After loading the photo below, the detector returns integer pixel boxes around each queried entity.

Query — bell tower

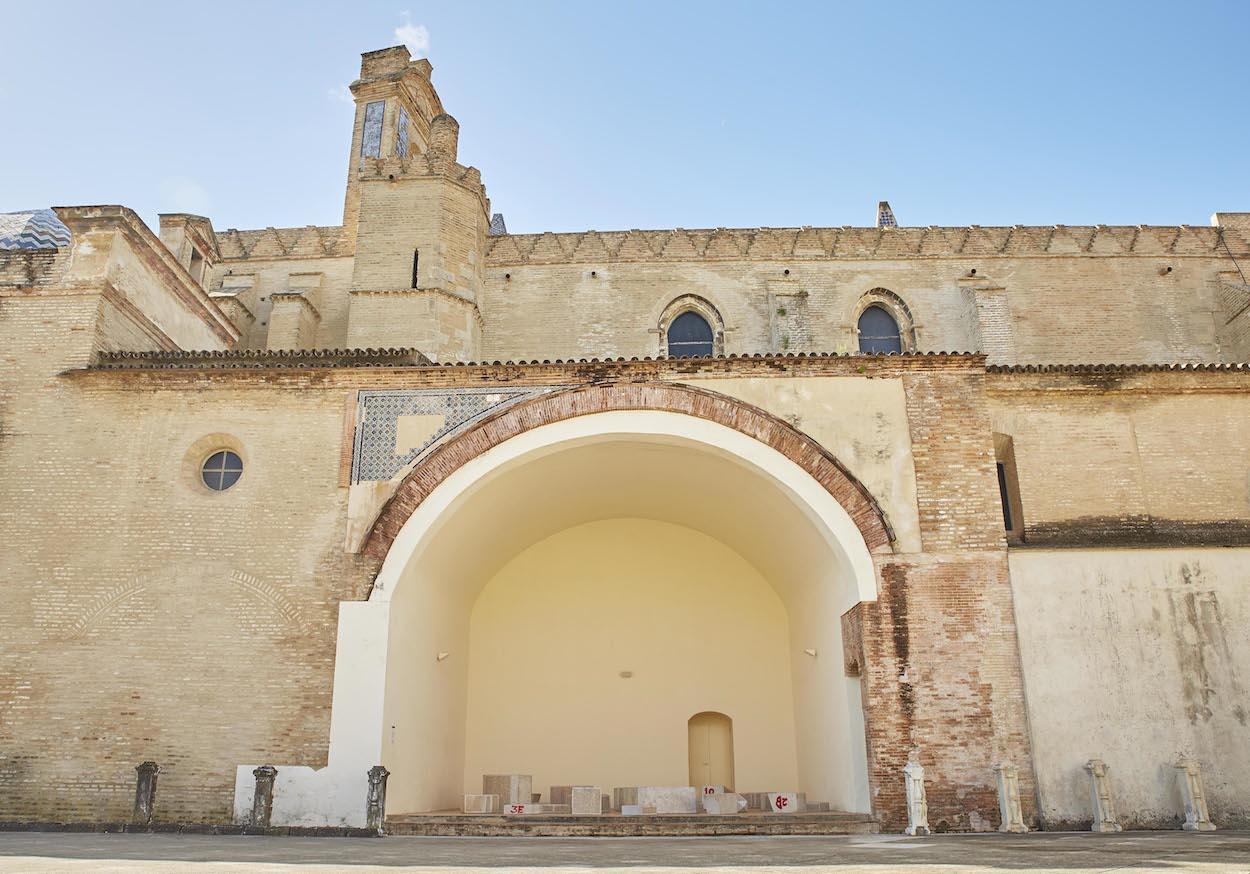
[343,46,488,362]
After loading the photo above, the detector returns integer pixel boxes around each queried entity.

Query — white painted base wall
[232,765,369,828]
[1010,548,1250,828]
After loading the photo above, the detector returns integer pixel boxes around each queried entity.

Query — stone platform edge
[0,821,379,838]
[385,812,879,837]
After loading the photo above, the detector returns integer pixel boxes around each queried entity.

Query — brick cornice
[362,381,896,563]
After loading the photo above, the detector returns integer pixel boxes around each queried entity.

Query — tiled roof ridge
[91,349,979,370]
[987,362,1250,373]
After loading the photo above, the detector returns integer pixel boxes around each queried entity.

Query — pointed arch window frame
[657,294,726,358]
[850,288,918,354]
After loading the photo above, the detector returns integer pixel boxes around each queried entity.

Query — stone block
[742,792,772,810]
[571,786,602,815]
[767,792,802,813]
[550,785,572,806]
[601,794,611,813]
[703,793,746,814]
[483,774,532,805]
[637,786,698,814]
[502,802,570,815]
[613,787,638,809]
[621,804,656,816]
[462,793,498,814]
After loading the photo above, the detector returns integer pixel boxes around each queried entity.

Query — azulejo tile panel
[351,387,564,483]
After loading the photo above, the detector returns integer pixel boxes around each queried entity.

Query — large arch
[234,384,894,827]
[364,382,894,564]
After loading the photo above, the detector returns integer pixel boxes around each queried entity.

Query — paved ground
[0,831,1246,873]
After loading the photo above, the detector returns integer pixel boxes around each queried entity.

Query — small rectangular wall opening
[993,433,1025,543]
[188,246,205,285]
[411,250,420,289]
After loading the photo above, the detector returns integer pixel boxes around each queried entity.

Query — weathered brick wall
[853,553,1034,832]
[849,368,1034,831]
[986,368,1250,545]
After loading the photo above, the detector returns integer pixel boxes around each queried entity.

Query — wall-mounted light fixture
[436,652,450,662]
[804,648,818,657]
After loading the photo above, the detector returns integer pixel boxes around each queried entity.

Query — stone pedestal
[1175,758,1217,831]
[251,765,277,828]
[993,763,1028,833]
[483,774,532,806]
[621,804,656,816]
[742,792,772,810]
[571,786,602,815]
[904,761,930,836]
[463,794,499,814]
[133,762,159,825]
[704,793,746,814]
[767,792,803,813]
[613,787,638,810]
[1085,759,1122,833]
[637,786,698,814]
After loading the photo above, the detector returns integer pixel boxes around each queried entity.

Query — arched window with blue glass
[667,311,714,358]
[857,306,902,354]
[659,295,724,358]
[854,289,915,355]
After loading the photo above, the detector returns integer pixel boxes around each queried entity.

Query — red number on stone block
[509,804,523,814]
[704,787,714,794]
[776,796,789,810]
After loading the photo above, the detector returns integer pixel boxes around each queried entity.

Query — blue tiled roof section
[0,209,73,250]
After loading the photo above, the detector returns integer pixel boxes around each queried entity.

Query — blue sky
[3,2,1248,234]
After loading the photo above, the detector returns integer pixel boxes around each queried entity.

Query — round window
[201,450,244,491]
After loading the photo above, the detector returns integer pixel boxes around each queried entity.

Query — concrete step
[384,811,878,837]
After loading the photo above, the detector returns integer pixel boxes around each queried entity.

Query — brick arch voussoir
[363,382,895,561]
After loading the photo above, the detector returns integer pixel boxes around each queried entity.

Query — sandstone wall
[0,302,373,821]
[478,249,1234,365]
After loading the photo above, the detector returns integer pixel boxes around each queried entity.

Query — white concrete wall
[1010,549,1250,828]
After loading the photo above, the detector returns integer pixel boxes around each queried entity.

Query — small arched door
[688,711,735,789]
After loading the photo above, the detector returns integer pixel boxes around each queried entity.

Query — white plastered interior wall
[235,410,880,826]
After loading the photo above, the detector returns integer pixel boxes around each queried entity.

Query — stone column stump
[251,765,278,828]
[133,761,159,825]
[993,763,1029,833]
[367,765,391,833]
[903,761,930,836]
[1175,758,1216,832]
[1085,759,1121,833]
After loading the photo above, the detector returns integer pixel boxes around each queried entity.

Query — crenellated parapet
[486,223,1250,265]
[354,153,489,217]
